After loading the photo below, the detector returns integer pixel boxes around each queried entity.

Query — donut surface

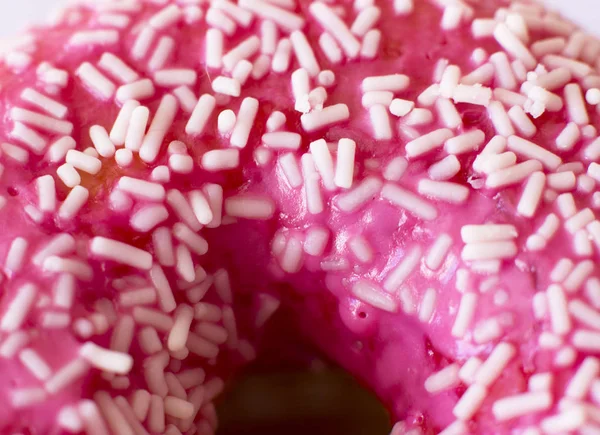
[0,0,600,433]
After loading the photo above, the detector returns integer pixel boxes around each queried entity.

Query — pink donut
[1,0,600,433]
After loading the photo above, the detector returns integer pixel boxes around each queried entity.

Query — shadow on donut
[216,367,392,435]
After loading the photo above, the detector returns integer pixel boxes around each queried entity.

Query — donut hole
[216,307,391,434]
[217,367,391,435]
[6,186,18,197]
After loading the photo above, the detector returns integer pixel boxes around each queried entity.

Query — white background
[0,0,597,37]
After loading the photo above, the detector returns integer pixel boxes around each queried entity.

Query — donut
[1,0,600,433]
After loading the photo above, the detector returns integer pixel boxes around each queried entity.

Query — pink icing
[0,0,598,433]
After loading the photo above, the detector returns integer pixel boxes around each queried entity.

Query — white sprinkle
[204,29,224,70]
[383,156,408,182]
[34,175,56,214]
[426,234,453,270]
[540,406,587,433]
[319,32,343,64]
[130,205,169,232]
[453,383,487,421]
[459,357,482,385]
[309,2,360,58]
[139,94,178,163]
[543,54,593,79]
[69,29,119,46]
[44,136,75,164]
[88,125,115,158]
[109,100,139,146]
[20,88,67,119]
[445,129,485,155]
[239,0,304,32]
[486,160,543,188]
[451,292,478,338]
[154,69,197,87]
[475,342,516,387]
[9,122,45,155]
[362,91,393,109]
[90,237,152,270]
[76,62,115,100]
[19,348,52,381]
[381,183,438,221]
[486,100,515,137]
[212,77,242,99]
[452,84,492,107]
[203,183,224,228]
[573,329,600,353]
[289,31,320,77]
[369,104,393,140]
[587,88,600,105]
[223,36,260,72]
[507,106,536,138]
[215,0,253,27]
[278,153,303,188]
[184,93,217,138]
[149,4,182,30]
[439,65,461,99]
[565,208,595,234]
[80,342,133,375]
[406,128,453,159]
[32,234,75,266]
[424,364,460,394]
[564,260,595,292]
[556,122,580,151]
[516,171,546,218]
[64,149,101,175]
[1,283,37,331]
[565,356,600,399]
[57,405,83,432]
[301,104,349,132]
[461,240,517,261]
[492,391,552,421]
[351,280,398,313]
[173,223,209,256]
[547,284,571,335]
[360,29,381,59]
[383,245,422,292]
[163,190,200,233]
[148,36,175,71]
[206,8,236,36]
[53,273,75,309]
[230,97,259,148]
[232,59,253,85]
[115,148,133,168]
[494,23,536,68]
[170,87,197,115]
[403,108,433,126]
[362,74,410,93]
[332,138,356,189]
[271,38,292,72]
[489,51,517,91]
[98,52,138,84]
[0,331,29,358]
[116,79,156,105]
[225,195,275,220]
[59,186,89,220]
[531,37,566,57]
[118,176,165,201]
[11,388,47,409]
[565,83,589,125]
[97,12,131,29]
[201,149,240,172]
[418,179,469,204]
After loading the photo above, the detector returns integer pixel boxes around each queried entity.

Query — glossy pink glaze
[0,0,597,434]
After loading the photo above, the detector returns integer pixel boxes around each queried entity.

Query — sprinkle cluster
[2,0,600,433]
